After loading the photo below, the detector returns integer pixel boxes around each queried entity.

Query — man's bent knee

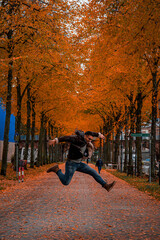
[61,179,71,186]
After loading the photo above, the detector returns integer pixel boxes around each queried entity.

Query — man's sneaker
[103,181,116,192]
[47,164,59,173]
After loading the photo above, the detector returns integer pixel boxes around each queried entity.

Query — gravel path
[0,163,160,240]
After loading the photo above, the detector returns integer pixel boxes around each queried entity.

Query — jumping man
[47,130,116,192]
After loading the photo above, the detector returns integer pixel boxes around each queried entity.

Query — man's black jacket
[57,131,99,160]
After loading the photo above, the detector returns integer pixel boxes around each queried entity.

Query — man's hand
[99,133,105,140]
[48,139,56,147]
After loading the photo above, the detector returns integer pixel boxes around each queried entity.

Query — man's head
[84,131,94,143]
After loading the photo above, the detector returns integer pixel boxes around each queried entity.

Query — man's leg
[56,161,77,185]
[98,166,101,174]
[77,162,106,186]
[77,162,116,191]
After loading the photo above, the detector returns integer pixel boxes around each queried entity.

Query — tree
[0,0,72,174]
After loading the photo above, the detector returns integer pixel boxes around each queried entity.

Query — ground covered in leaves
[0,163,160,239]
[106,169,160,201]
[0,162,57,192]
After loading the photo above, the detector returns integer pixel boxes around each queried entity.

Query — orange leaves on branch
[70,0,160,132]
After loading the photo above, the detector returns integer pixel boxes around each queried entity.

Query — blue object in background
[0,103,15,143]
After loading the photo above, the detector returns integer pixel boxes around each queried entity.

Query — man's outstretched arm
[48,135,78,147]
[98,133,105,140]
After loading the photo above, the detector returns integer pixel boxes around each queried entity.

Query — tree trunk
[124,124,128,173]
[99,138,102,159]
[128,98,135,175]
[30,98,35,168]
[103,119,113,164]
[136,91,143,176]
[1,60,13,176]
[24,86,31,167]
[43,118,48,165]
[51,125,54,162]
[16,76,22,137]
[106,134,111,164]
[48,121,52,164]
[151,71,158,180]
[54,127,59,162]
[12,76,22,170]
[37,113,44,167]
[114,129,120,165]
[124,106,129,173]
[1,0,16,176]
[112,132,115,163]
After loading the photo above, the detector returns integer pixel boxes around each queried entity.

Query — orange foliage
[0,0,160,135]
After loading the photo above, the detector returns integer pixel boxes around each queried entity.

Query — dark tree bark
[124,124,128,173]
[111,132,115,164]
[1,60,13,176]
[24,85,31,167]
[37,112,44,167]
[43,118,48,165]
[103,117,113,164]
[16,76,22,137]
[128,95,135,175]
[123,106,129,173]
[105,134,111,164]
[114,129,120,165]
[30,98,35,168]
[135,97,142,176]
[51,124,54,163]
[48,121,52,164]
[135,90,143,176]
[151,71,158,180]
[1,8,14,176]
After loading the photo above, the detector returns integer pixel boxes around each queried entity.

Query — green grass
[107,169,160,201]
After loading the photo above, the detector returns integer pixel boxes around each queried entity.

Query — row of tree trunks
[102,81,158,179]
[36,113,61,167]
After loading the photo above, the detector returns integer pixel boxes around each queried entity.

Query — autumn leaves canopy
[0,0,160,178]
[0,0,159,135]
